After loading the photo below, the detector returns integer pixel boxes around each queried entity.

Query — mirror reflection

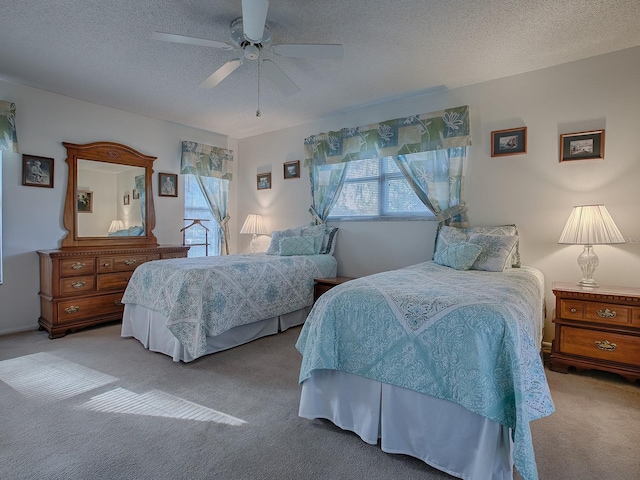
[76,159,146,237]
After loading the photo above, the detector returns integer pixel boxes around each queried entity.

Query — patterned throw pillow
[279,236,316,256]
[462,224,521,268]
[320,227,339,255]
[266,227,303,255]
[301,225,327,253]
[467,234,519,272]
[433,241,483,271]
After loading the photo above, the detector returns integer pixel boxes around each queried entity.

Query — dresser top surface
[552,281,640,298]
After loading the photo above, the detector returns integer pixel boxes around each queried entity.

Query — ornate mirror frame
[61,141,158,249]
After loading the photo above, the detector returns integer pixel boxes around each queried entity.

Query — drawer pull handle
[595,340,617,351]
[570,308,577,313]
[64,306,80,314]
[103,262,110,267]
[71,262,85,270]
[114,301,123,306]
[597,308,616,319]
[71,281,86,289]
[124,259,137,266]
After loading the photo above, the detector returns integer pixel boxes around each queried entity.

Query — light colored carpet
[1,322,638,480]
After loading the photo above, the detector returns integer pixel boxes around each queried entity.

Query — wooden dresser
[550,282,640,383]
[38,245,189,338]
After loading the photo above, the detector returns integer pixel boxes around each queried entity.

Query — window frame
[327,156,435,221]
[182,174,220,257]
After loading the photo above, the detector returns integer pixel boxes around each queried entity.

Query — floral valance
[304,105,470,166]
[0,100,19,153]
[180,141,233,180]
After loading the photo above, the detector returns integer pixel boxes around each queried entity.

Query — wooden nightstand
[550,282,640,383]
[313,277,355,303]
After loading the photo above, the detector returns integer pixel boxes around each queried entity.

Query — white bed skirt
[121,304,310,362]
[299,369,514,480]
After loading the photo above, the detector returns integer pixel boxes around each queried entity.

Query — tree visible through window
[183,174,221,257]
[328,157,433,219]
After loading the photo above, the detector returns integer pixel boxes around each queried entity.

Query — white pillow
[467,234,519,272]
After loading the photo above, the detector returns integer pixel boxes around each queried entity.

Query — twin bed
[120,224,553,480]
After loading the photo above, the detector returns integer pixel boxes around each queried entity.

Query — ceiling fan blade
[151,31,234,50]
[199,59,243,89]
[272,44,344,60]
[242,0,269,43]
[261,59,300,96]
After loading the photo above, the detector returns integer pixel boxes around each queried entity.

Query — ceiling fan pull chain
[256,55,261,117]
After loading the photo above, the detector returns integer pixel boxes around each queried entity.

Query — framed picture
[159,172,178,197]
[560,130,605,162]
[77,190,93,213]
[257,172,272,190]
[283,160,300,179]
[22,154,54,188]
[132,189,140,200]
[491,127,527,157]
[123,194,130,205]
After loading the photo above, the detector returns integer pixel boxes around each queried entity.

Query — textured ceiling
[1,0,640,139]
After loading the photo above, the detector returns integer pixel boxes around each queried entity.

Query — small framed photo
[123,194,130,205]
[257,172,272,190]
[132,189,140,200]
[560,130,605,162]
[159,172,178,197]
[22,154,54,188]
[284,160,300,179]
[491,127,527,157]
[77,190,93,213]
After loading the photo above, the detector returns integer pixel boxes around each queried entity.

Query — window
[328,156,433,220]
[183,174,221,257]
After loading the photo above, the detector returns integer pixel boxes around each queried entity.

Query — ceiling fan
[152,0,343,116]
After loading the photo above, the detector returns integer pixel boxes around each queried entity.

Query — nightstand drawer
[559,299,632,325]
[558,325,640,365]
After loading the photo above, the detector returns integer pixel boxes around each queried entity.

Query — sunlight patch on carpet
[78,387,246,425]
[0,352,117,400]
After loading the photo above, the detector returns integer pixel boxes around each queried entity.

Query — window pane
[330,180,378,216]
[345,158,379,179]
[386,179,429,214]
[183,175,220,256]
[383,157,400,174]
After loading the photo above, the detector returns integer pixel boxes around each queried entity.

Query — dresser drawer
[59,276,96,296]
[57,293,124,323]
[559,299,631,325]
[97,272,132,291]
[558,325,640,365]
[60,258,96,277]
[97,254,151,272]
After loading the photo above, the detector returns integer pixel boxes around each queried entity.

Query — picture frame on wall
[159,172,178,197]
[22,154,54,188]
[77,190,93,213]
[257,172,272,190]
[283,160,300,179]
[559,130,605,162]
[491,127,527,157]
[132,188,140,199]
[123,194,130,205]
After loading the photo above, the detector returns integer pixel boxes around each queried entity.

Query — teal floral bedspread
[296,261,554,480]
[122,254,336,359]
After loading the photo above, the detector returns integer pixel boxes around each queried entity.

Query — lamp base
[250,234,259,254]
[576,245,599,288]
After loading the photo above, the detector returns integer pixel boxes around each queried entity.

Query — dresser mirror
[61,141,158,248]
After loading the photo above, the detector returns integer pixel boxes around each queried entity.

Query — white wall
[0,81,238,335]
[238,46,640,344]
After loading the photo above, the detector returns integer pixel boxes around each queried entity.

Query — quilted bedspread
[122,253,336,359]
[296,261,554,480]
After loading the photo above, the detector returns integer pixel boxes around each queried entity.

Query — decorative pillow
[467,234,519,272]
[266,226,303,255]
[301,225,327,253]
[434,225,468,255]
[279,236,316,256]
[462,224,521,268]
[433,241,482,271]
[320,227,339,255]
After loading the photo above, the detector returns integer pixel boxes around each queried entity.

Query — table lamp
[558,204,625,287]
[108,219,125,233]
[240,213,267,253]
